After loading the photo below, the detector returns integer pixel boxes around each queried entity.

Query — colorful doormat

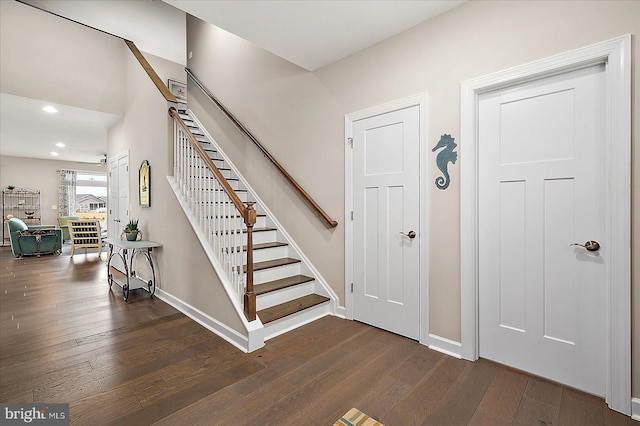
[334,408,385,426]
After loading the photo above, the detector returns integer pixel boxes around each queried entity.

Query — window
[75,172,107,229]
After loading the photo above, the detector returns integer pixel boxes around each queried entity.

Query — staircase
[168,108,334,349]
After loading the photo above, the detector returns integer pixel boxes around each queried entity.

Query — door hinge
[347,137,353,148]
[350,211,353,220]
[351,283,354,293]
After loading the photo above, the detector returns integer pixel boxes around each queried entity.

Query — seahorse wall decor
[432,134,458,190]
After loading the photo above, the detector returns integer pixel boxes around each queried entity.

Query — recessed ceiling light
[43,106,58,113]
[55,142,66,148]
[50,152,59,156]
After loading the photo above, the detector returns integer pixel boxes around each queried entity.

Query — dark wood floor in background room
[0,247,634,425]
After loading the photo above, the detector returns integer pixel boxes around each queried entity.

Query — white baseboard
[334,305,346,319]
[631,397,640,421]
[428,333,462,359]
[155,288,252,353]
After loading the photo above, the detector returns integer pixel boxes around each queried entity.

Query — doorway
[345,94,429,344]
[460,36,631,414]
[108,152,129,271]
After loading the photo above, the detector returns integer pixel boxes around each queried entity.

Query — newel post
[243,202,257,321]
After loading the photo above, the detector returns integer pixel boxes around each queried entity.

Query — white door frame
[107,151,129,240]
[345,93,430,345]
[460,35,631,414]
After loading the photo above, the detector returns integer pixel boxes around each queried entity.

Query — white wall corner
[631,398,640,421]
[428,334,462,359]
[155,288,251,353]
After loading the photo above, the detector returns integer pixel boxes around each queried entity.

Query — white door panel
[478,65,606,395]
[108,155,129,272]
[353,105,420,340]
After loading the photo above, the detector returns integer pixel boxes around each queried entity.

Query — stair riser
[208,158,225,168]
[214,229,276,245]
[263,302,331,341]
[185,188,249,203]
[203,216,267,230]
[184,181,243,193]
[222,245,288,266]
[184,167,235,180]
[256,281,315,310]
[190,149,221,160]
[245,245,288,264]
[252,262,301,284]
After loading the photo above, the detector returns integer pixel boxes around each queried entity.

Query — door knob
[400,231,416,239]
[570,240,600,252]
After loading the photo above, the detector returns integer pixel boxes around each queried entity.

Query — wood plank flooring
[0,246,635,425]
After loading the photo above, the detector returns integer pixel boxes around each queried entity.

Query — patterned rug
[334,408,385,426]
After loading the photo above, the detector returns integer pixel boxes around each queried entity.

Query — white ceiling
[0,93,121,164]
[165,0,466,71]
[3,0,466,164]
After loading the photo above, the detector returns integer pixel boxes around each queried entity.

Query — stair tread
[215,227,276,235]
[242,241,287,251]
[247,257,301,273]
[225,241,287,254]
[258,294,329,324]
[255,274,314,296]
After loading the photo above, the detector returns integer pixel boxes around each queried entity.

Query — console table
[105,238,162,301]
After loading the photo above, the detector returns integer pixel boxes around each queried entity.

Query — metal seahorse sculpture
[432,134,458,190]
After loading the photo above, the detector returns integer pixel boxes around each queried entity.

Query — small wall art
[139,160,150,207]
[168,79,187,103]
[432,134,458,190]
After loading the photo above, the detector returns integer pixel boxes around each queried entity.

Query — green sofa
[7,218,62,258]
[57,215,80,241]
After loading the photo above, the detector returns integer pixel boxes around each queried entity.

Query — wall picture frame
[168,79,187,103]
[139,160,150,208]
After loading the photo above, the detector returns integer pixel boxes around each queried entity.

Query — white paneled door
[108,154,129,271]
[352,105,420,340]
[478,65,606,395]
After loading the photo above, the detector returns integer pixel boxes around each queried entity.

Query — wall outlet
[52,205,57,210]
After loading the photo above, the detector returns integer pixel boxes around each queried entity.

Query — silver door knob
[400,231,416,239]
[570,240,600,252]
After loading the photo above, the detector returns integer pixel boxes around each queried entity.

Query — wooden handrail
[169,106,256,321]
[126,40,177,103]
[185,68,339,228]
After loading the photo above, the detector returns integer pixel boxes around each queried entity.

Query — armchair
[7,218,62,258]
[57,216,80,241]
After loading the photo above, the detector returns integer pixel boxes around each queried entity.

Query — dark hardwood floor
[0,246,634,425]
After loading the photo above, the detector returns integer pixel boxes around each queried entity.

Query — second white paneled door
[478,65,607,396]
[352,105,421,340]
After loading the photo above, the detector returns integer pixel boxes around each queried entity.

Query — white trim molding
[460,35,631,415]
[428,334,462,359]
[155,288,259,353]
[631,398,640,421]
[344,93,430,345]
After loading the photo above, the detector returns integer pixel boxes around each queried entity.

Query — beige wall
[0,1,124,115]
[187,0,639,396]
[107,47,245,335]
[0,156,106,226]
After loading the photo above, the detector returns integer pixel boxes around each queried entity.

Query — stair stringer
[187,110,339,330]
[166,175,265,353]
